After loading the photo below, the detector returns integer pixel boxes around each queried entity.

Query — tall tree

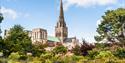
[3,25,32,56]
[0,12,4,53]
[0,13,4,36]
[80,39,95,56]
[95,8,125,44]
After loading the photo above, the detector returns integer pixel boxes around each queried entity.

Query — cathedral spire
[60,0,64,18]
[55,0,68,42]
[57,0,66,27]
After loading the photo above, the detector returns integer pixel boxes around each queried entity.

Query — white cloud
[0,6,30,20]
[63,0,118,10]
[1,6,18,20]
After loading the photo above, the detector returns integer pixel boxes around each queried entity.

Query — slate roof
[64,37,76,43]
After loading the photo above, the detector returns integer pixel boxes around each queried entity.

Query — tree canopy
[3,25,32,56]
[0,13,4,35]
[95,8,125,43]
[0,13,3,23]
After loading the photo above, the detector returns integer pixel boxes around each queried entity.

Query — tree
[0,13,4,48]
[3,25,32,57]
[0,13,3,23]
[0,13,4,35]
[80,39,95,56]
[53,45,67,54]
[95,8,125,44]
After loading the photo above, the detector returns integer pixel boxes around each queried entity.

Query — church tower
[55,0,68,42]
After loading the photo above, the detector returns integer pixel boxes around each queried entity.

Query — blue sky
[0,0,125,43]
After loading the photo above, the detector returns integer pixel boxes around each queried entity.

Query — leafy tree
[53,45,67,54]
[0,13,4,35]
[80,39,95,56]
[95,8,125,44]
[3,25,32,57]
[0,13,4,52]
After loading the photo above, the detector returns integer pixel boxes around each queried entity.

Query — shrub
[88,49,99,59]
[114,47,125,59]
[18,55,28,61]
[40,52,53,62]
[53,45,67,54]
[71,55,84,62]
[95,51,114,59]
[8,52,20,60]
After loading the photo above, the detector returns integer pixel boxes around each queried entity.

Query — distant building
[28,0,79,50]
[54,0,79,50]
[28,28,47,44]
[4,0,79,50]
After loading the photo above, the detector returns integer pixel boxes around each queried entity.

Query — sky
[0,0,125,43]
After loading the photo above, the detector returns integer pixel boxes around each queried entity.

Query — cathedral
[28,0,79,50]
[4,0,79,50]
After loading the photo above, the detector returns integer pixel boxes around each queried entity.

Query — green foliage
[40,52,53,63]
[88,49,99,59]
[0,13,4,23]
[40,52,52,59]
[72,45,81,55]
[95,51,114,59]
[95,43,108,49]
[95,8,125,43]
[114,47,125,59]
[1,8,125,63]
[8,52,20,60]
[18,55,28,61]
[53,45,67,54]
[31,45,45,57]
[71,55,84,61]
[3,25,32,57]
[0,58,7,63]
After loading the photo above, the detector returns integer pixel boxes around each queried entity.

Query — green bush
[88,49,99,59]
[53,45,67,54]
[95,51,114,59]
[40,52,53,62]
[18,55,28,61]
[40,52,52,59]
[0,58,7,63]
[8,52,20,60]
[114,48,125,59]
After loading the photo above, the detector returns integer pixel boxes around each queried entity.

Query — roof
[64,37,76,43]
[47,36,60,42]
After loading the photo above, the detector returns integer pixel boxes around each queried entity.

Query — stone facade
[55,0,68,43]
[54,0,79,50]
[28,28,47,44]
